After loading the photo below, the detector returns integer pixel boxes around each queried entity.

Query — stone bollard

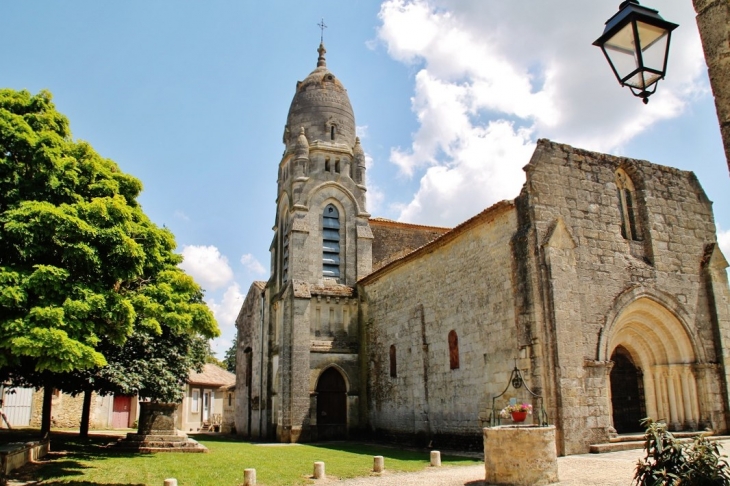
[430,450,442,467]
[313,461,325,479]
[373,455,384,473]
[244,468,257,485]
[163,480,177,486]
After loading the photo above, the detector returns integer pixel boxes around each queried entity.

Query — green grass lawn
[4,431,480,485]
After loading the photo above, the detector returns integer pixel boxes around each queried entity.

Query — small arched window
[389,345,397,378]
[331,125,336,141]
[448,330,460,370]
[228,393,232,407]
[322,204,340,279]
[615,169,642,241]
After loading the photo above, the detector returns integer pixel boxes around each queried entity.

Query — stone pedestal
[137,402,177,434]
[116,402,207,453]
[483,425,558,486]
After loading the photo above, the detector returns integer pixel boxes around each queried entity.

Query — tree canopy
[0,89,219,391]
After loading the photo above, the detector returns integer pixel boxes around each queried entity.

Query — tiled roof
[188,363,236,387]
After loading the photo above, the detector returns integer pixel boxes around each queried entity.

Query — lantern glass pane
[624,71,661,90]
[604,23,639,81]
[637,21,669,73]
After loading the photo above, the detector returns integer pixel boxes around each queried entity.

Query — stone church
[234,42,730,455]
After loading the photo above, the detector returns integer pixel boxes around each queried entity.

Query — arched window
[389,345,397,378]
[331,125,336,141]
[448,330,460,370]
[615,169,642,241]
[322,204,340,279]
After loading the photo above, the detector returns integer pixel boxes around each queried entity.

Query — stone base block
[115,432,208,453]
[484,425,558,486]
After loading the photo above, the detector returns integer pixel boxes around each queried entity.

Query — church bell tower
[268,42,372,442]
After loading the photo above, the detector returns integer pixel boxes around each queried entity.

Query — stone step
[125,446,208,453]
[590,434,730,454]
[113,435,208,453]
[124,434,190,442]
[117,441,202,448]
[608,430,708,443]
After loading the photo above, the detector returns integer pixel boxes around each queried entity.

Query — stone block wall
[693,0,730,172]
[370,219,450,272]
[29,390,114,429]
[234,281,269,439]
[360,202,519,449]
[518,139,728,453]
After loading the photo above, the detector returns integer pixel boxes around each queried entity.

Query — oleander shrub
[634,419,730,485]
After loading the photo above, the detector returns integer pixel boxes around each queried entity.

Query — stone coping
[1,439,50,476]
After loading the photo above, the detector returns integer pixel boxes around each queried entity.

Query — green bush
[634,419,730,485]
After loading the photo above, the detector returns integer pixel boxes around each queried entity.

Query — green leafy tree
[0,89,219,435]
[223,333,237,373]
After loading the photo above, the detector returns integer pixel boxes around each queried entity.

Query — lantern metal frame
[489,362,548,427]
[593,0,678,104]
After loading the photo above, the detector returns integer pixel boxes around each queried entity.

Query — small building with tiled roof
[177,364,236,433]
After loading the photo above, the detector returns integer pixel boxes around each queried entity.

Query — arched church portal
[316,367,347,440]
[606,297,701,432]
[610,346,645,433]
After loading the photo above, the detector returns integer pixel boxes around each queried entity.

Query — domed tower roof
[284,43,356,151]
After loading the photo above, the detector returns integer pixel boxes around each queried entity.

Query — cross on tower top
[318,18,327,43]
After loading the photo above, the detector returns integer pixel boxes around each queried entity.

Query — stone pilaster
[702,243,730,431]
[542,218,585,455]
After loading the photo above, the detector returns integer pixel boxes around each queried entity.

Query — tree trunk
[40,384,53,438]
[79,389,92,438]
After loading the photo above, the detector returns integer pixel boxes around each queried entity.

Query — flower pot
[511,411,528,423]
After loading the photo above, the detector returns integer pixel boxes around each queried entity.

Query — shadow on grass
[25,482,145,486]
[6,430,153,485]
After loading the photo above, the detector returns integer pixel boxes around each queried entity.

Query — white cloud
[173,210,190,222]
[209,336,232,360]
[240,253,267,275]
[206,282,244,329]
[719,228,730,262]
[376,0,707,226]
[179,245,234,291]
[356,125,369,139]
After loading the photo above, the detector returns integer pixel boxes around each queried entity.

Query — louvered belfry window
[322,204,341,279]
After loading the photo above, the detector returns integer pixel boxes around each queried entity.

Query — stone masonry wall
[693,0,730,173]
[234,281,268,438]
[29,390,113,429]
[370,219,450,272]
[520,139,727,453]
[360,202,520,449]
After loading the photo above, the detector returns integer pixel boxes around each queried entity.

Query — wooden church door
[316,367,347,440]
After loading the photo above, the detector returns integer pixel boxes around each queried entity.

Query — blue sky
[4,1,728,357]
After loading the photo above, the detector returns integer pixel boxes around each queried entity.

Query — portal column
[680,366,696,430]
[665,371,680,430]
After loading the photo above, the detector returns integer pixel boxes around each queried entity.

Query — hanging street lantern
[593,0,678,104]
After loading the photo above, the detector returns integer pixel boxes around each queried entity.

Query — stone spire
[317,42,327,68]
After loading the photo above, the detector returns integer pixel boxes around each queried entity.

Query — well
[483,425,558,486]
